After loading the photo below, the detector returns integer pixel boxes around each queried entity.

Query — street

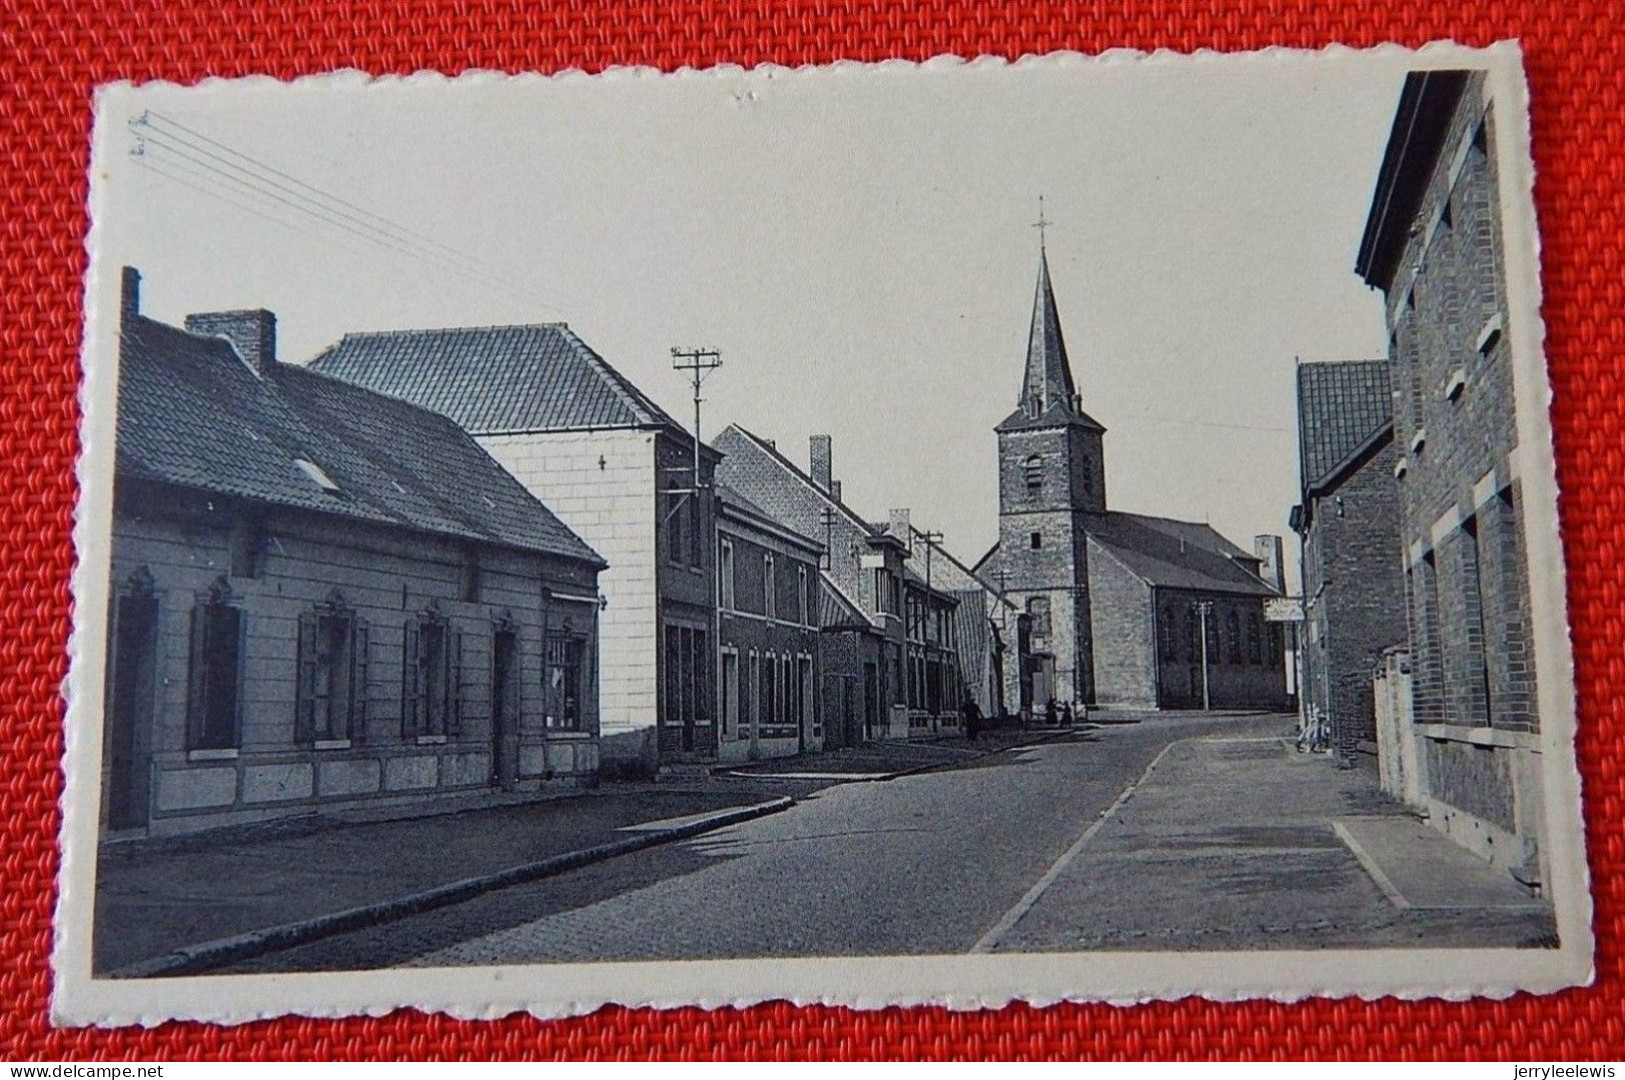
[223,712,1555,974]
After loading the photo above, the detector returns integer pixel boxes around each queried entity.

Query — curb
[107,795,795,979]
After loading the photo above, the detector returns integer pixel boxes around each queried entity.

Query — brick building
[711,426,962,742]
[104,270,605,836]
[1355,69,1544,884]
[974,245,1288,712]
[714,483,825,761]
[905,525,1020,720]
[885,512,969,737]
[1290,359,1407,758]
[310,324,718,771]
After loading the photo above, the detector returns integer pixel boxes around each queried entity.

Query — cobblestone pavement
[220,711,1553,973]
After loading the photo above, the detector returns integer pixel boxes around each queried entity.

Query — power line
[130,150,371,260]
[127,112,573,316]
[133,131,545,309]
[134,133,530,305]
[139,110,490,270]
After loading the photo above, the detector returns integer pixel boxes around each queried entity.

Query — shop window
[545,637,585,730]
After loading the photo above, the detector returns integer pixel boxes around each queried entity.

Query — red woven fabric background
[2,0,1620,1061]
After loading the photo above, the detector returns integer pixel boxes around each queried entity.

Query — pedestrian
[961,695,982,742]
[1044,698,1059,727]
[1060,701,1073,728]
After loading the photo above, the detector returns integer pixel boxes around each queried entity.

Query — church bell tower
[993,215,1106,706]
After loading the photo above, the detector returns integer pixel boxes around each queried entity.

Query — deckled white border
[54,39,1593,1027]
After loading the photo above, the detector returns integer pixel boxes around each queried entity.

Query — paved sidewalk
[986,735,1556,952]
[93,786,779,974]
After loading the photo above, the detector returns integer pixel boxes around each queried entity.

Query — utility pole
[670,347,722,498]
[917,529,944,597]
[1194,599,1213,711]
[819,507,836,570]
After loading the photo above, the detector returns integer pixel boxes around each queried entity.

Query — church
[973,240,1289,714]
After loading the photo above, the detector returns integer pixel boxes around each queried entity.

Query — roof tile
[117,314,603,566]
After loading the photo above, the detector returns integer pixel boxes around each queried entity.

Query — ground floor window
[404,609,461,737]
[798,655,813,732]
[296,593,368,743]
[762,650,778,725]
[545,636,585,730]
[187,579,243,751]
[661,624,710,732]
[721,648,740,737]
[747,650,761,738]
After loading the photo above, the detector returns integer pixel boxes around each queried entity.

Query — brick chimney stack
[889,508,912,555]
[1253,534,1285,592]
[186,309,278,376]
[829,480,843,504]
[120,267,140,322]
[810,434,833,492]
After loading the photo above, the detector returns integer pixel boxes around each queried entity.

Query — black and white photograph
[56,42,1591,1024]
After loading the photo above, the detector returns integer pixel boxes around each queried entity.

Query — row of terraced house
[1292,70,1549,890]
[102,266,1029,836]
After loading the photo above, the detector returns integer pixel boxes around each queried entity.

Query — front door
[490,627,519,788]
[106,591,158,831]
[862,662,878,742]
[842,678,856,749]
[1032,656,1056,712]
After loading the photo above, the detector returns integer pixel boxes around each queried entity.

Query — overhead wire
[127,113,572,317]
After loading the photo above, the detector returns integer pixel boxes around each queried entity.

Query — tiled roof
[117,314,604,566]
[307,323,686,436]
[819,572,873,630]
[1084,511,1276,596]
[1297,360,1394,495]
[716,482,822,554]
[976,511,1274,598]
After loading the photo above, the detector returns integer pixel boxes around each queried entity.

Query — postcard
[55,40,1591,1025]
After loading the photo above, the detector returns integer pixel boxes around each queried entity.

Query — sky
[92,52,1414,592]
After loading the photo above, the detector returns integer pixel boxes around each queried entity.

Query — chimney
[889,508,912,554]
[1254,534,1285,592]
[186,309,278,376]
[120,267,140,322]
[809,434,833,492]
[829,480,843,504]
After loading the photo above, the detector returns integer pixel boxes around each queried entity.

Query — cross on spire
[1031,195,1052,251]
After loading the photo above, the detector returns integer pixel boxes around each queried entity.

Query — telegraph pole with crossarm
[665,348,723,518]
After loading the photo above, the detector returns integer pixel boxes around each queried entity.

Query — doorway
[1032,655,1056,712]
[491,626,519,789]
[106,589,158,831]
[862,662,878,742]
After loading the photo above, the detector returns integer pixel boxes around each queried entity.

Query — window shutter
[295,610,319,744]
[232,607,248,749]
[446,626,465,736]
[185,603,207,749]
[401,618,420,737]
[350,614,369,742]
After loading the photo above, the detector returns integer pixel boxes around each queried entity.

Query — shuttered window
[402,612,462,737]
[295,599,368,743]
[186,591,244,751]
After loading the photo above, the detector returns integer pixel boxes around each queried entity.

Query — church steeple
[1021,245,1079,418]
[996,211,1103,435]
